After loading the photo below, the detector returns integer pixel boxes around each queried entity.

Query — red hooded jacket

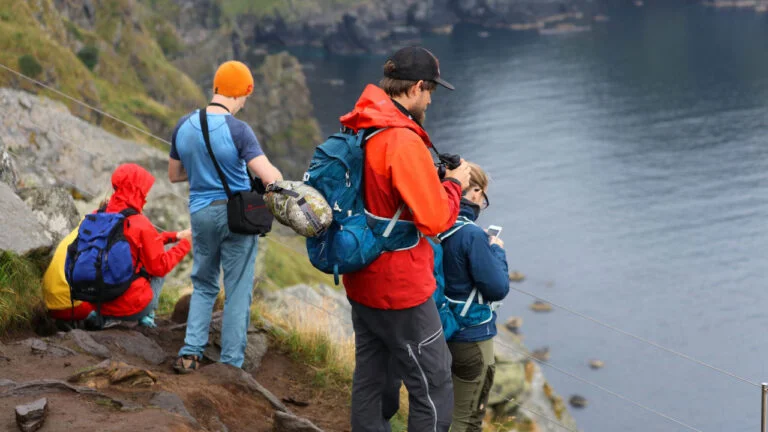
[99,164,191,317]
[340,85,463,310]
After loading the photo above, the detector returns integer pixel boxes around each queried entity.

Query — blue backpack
[304,128,422,284]
[65,208,142,306]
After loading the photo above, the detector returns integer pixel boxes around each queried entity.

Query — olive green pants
[448,339,496,432]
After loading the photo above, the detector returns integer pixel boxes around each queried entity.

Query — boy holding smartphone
[439,162,509,432]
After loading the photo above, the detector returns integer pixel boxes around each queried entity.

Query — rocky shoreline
[702,0,768,12]
[215,0,604,55]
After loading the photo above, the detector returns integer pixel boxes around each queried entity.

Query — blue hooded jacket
[441,199,509,342]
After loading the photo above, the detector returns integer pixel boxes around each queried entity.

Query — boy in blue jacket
[439,162,509,431]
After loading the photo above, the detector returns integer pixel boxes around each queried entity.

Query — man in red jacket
[89,163,192,328]
[340,47,471,432]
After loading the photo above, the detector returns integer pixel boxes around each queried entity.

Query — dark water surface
[293,2,768,430]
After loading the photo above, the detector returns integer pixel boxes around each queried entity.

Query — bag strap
[199,109,233,199]
[269,184,325,235]
[120,208,139,218]
[437,217,474,242]
[382,204,406,238]
[460,288,477,317]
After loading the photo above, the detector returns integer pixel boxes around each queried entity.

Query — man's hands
[445,159,472,190]
[489,235,504,249]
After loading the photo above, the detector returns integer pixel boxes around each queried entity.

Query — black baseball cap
[384,47,454,91]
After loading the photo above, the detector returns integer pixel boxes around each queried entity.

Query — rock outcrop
[17,187,81,245]
[0,87,193,286]
[0,183,52,256]
[492,328,578,431]
[263,284,354,343]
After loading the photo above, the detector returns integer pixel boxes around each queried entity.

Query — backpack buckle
[345,171,351,187]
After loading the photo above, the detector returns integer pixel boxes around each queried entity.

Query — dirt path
[0,320,351,431]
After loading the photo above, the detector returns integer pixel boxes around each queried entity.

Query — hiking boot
[138,312,157,328]
[173,355,201,374]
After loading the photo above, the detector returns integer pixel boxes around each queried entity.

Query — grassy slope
[263,234,335,289]
[0,0,205,142]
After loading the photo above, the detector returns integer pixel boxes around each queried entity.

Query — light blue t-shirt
[170,111,264,214]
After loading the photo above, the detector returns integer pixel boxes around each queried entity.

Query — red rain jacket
[99,164,191,317]
[340,85,462,310]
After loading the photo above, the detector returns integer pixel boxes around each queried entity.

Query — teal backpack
[304,128,422,284]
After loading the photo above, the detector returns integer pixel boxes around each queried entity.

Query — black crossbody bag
[199,108,273,235]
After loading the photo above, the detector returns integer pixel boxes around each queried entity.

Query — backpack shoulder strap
[120,208,139,218]
[437,216,475,242]
[362,128,387,142]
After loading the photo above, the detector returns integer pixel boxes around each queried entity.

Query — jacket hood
[106,163,155,213]
[339,84,432,148]
[459,198,481,222]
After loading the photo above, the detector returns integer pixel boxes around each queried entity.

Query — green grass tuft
[156,284,185,317]
[0,251,44,335]
[17,54,42,78]
[76,45,99,71]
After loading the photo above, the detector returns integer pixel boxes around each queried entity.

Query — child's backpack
[429,238,460,340]
[304,128,422,284]
[65,208,142,307]
[434,216,498,337]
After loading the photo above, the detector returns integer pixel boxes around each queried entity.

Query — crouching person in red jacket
[86,163,192,329]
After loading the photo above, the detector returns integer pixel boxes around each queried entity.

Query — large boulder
[263,284,353,345]
[0,183,52,255]
[0,88,185,204]
[17,187,81,244]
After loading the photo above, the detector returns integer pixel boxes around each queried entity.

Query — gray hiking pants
[350,297,454,432]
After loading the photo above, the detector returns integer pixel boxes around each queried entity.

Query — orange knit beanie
[213,61,254,98]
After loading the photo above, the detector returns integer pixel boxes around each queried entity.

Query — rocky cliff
[0,0,322,180]
[0,88,188,257]
[204,0,601,55]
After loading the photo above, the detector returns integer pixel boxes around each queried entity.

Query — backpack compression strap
[117,208,150,280]
[267,184,325,235]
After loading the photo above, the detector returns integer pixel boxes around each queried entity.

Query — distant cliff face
[214,0,598,55]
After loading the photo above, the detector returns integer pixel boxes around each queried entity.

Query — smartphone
[487,225,503,239]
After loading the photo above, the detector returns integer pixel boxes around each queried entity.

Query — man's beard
[412,107,426,125]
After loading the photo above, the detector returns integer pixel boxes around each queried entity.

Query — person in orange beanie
[168,60,282,373]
